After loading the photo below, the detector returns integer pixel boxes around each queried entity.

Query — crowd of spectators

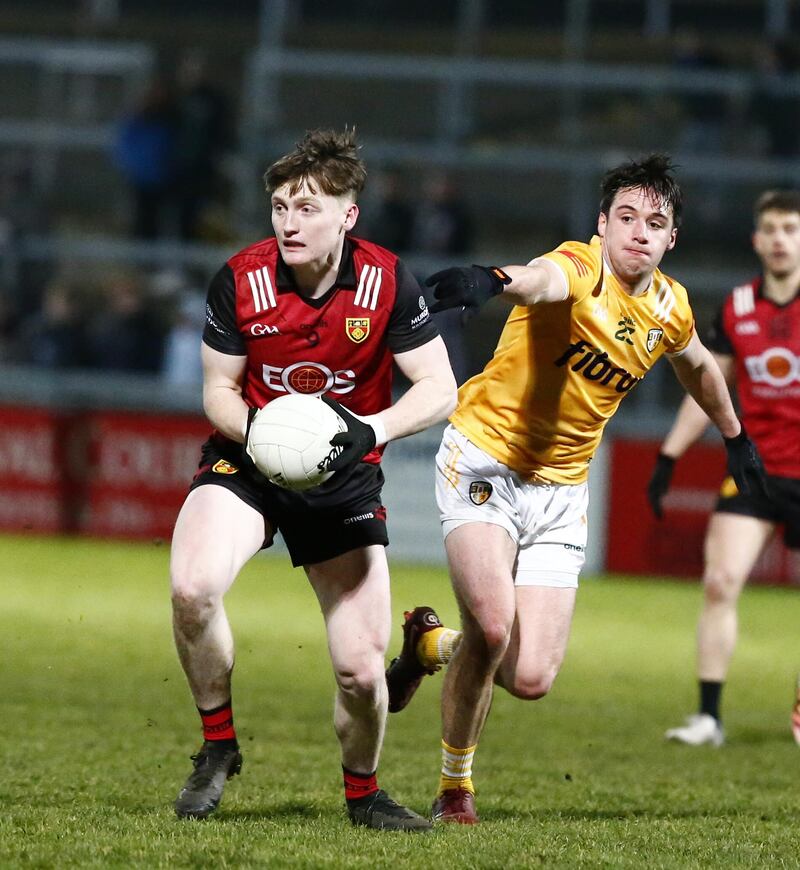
[0,262,207,385]
[112,52,232,242]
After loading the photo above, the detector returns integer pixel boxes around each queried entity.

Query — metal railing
[0,37,154,193]
[240,46,800,238]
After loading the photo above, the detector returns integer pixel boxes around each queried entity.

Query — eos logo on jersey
[554,340,640,392]
[262,361,355,395]
[250,323,280,336]
[744,347,800,387]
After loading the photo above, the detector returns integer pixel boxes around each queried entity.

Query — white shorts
[435,425,589,588]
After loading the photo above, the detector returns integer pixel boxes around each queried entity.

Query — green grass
[2,533,799,868]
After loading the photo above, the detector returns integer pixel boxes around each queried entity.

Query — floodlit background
[2,0,798,578]
[2,4,800,866]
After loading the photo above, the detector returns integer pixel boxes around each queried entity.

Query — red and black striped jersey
[202,234,439,460]
[706,277,800,478]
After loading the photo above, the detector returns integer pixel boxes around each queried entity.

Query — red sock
[343,766,379,802]
[198,700,237,742]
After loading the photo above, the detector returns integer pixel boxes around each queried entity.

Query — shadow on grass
[730,727,792,746]
[222,802,329,822]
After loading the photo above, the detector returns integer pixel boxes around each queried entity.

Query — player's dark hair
[754,189,800,221]
[264,128,367,200]
[599,154,683,228]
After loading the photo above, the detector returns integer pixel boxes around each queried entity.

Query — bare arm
[201,342,249,442]
[376,335,457,442]
[317,336,458,475]
[497,260,569,306]
[666,334,739,450]
[661,351,735,458]
[649,337,766,517]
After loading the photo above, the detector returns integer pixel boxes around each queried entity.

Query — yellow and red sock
[343,766,379,802]
[198,700,237,742]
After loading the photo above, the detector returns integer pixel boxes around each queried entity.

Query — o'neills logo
[554,340,640,393]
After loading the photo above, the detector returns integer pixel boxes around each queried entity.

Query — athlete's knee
[505,664,559,701]
[703,564,743,605]
[335,655,385,703]
[171,568,225,628]
[462,616,512,661]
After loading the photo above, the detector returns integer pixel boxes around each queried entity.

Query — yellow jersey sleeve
[449,237,695,484]
[535,239,602,304]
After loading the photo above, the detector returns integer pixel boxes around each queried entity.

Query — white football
[245,394,347,491]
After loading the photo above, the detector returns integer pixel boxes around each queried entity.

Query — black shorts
[715,473,800,549]
[189,434,389,567]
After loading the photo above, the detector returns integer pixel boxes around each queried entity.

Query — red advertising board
[0,405,210,541]
[606,437,800,586]
[0,405,64,533]
[80,411,211,539]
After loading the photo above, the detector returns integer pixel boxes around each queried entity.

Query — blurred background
[0,0,798,581]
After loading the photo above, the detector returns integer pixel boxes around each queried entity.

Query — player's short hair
[599,154,683,228]
[754,189,800,221]
[264,128,367,200]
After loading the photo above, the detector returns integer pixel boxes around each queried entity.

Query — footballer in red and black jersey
[705,277,800,479]
[202,234,439,465]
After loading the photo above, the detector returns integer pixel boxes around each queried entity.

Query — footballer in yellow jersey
[451,234,694,484]
[384,154,768,826]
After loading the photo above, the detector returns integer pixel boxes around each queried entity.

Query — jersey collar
[274,236,358,294]
[755,274,800,308]
[593,236,654,298]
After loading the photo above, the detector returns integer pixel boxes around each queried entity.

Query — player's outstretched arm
[201,342,249,443]
[426,260,567,312]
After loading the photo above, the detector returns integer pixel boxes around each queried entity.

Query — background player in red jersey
[169,129,456,828]
[648,190,800,746]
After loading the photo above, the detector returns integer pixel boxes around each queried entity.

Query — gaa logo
[469,481,493,505]
[262,361,356,395]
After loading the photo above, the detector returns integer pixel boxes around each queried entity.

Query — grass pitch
[2,533,799,868]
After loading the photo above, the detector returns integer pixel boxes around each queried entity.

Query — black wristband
[723,428,746,447]
[485,266,513,289]
[656,452,676,467]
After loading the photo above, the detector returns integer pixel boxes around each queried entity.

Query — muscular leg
[495,585,576,700]
[441,523,518,749]
[306,545,391,774]
[170,486,266,709]
[697,512,774,682]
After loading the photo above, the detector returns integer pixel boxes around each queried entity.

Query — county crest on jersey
[451,236,695,484]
